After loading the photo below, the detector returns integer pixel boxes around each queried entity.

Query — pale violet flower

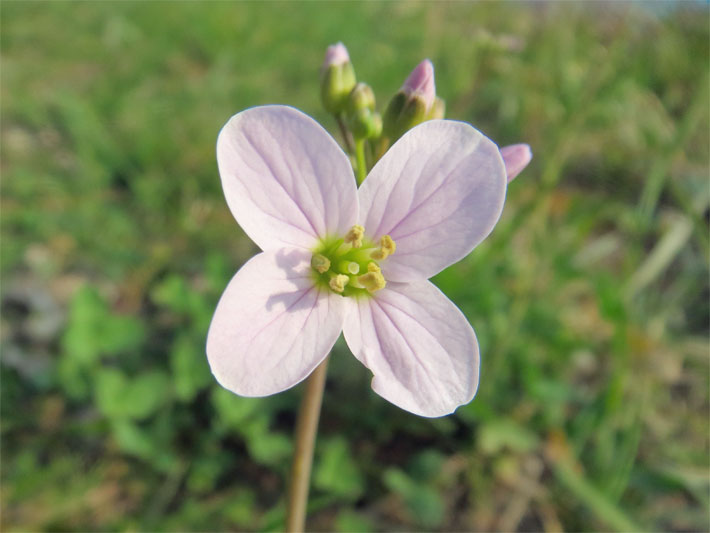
[207,105,513,417]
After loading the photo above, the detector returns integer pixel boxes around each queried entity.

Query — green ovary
[311,226,396,297]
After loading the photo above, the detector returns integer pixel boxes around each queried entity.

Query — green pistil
[311,235,384,297]
[336,259,360,275]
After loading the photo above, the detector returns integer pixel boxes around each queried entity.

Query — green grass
[2,2,708,531]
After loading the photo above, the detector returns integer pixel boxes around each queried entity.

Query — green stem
[285,356,329,533]
[355,138,367,186]
[335,114,354,154]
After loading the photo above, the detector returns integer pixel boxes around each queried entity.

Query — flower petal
[342,280,479,417]
[501,143,532,182]
[206,248,347,396]
[358,119,506,281]
[217,105,358,251]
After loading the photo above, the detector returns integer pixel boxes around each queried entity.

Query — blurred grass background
[2,2,708,531]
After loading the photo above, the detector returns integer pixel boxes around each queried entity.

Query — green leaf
[96,368,169,420]
[384,468,445,528]
[242,417,292,467]
[111,418,178,472]
[61,286,106,365]
[150,275,193,315]
[479,419,540,455]
[187,453,230,494]
[205,252,232,293]
[112,418,155,459]
[224,490,257,527]
[151,274,211,329]
[314,437,364,500]
[334,510,374,533]
[130,371,171,417]
[211,389,289,467]
[211,387,263,429]
[408,450,446,482]
[59,285,146,399]
[97,314,146,355]
[406,484,445,529]
[171,334,211,402]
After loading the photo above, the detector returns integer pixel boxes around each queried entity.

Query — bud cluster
[320,42,445,171]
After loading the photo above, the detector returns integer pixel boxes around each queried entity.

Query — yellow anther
[380,235,396,255]
[344,225,365,248]
[329,274,349,293]
[371,235,397,260]
[311,253,331,274]
[358,263,386,293]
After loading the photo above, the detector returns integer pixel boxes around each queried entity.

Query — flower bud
[382,59,437,141]
[401,59,436,110]
[370,112,383,138]
[320,42,357,114]
[500,144,533,182]
[382,91,426,141]
[426,97,446,120]
[346,82,376,114]
[349,108,382,140]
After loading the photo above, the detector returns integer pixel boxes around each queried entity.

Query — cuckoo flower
[207,105,509,417]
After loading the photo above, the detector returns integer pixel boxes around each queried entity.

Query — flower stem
[285,356,329,532]
[335,114,354,154]
[355,139,367,186]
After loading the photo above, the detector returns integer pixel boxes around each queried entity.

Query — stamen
[370,235,396,260]
[344,225,365,248]
[328,274,349,293]
[357,262,386,293]
[311,253,331,274]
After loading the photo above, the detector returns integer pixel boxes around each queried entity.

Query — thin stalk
[335,114,354,154]
[285,356,329,532]
[355,138,367,186]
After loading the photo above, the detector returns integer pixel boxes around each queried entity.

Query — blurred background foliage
[2,2,708,531]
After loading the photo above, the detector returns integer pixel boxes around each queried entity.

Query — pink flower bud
[500,144,532,182]
[320,43,356,114]
[401,59,436,111]
[323,42,350,68]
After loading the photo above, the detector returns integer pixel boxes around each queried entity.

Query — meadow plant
[207,43,531,531]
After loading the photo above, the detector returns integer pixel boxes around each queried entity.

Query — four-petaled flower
[207,105,512,417]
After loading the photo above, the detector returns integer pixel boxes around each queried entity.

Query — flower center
[310,225,396,297]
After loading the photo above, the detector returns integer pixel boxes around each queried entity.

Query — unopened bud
[320,42,357,114]
[349,108,382,140]
[500,144,533,182]
[323,42,349,67]
[382,91,427,141]
[370,112,383,138]
[382,59,437,141]
[426,97,446,120]
[347,82,376,114]
[401,59,436,110]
